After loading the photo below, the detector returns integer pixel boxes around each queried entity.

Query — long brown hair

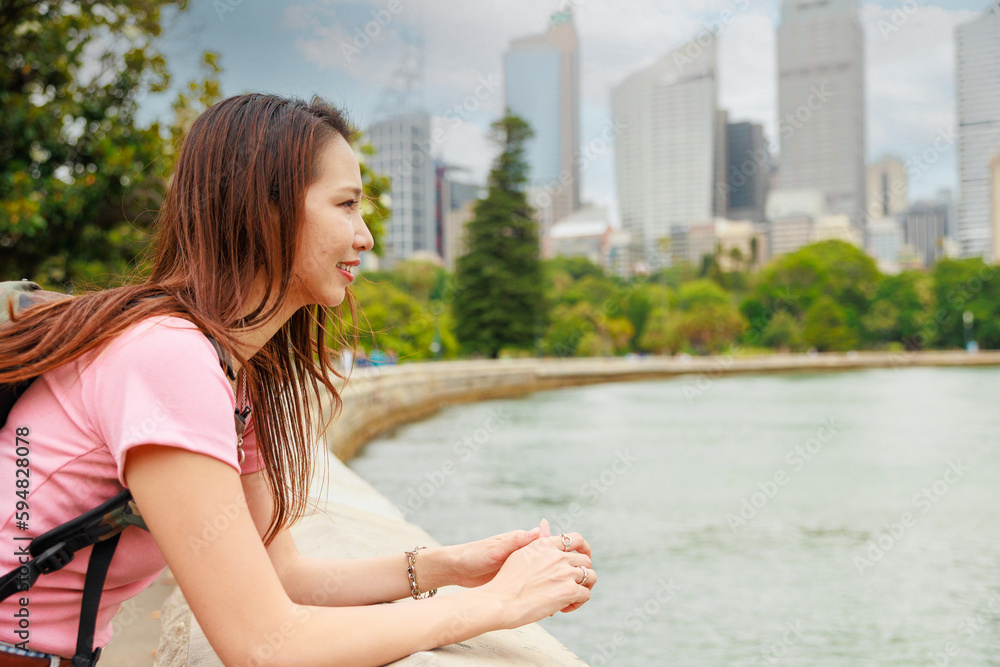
[0,93,361,544]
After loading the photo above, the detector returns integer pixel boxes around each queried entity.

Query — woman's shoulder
[87,315,220,373]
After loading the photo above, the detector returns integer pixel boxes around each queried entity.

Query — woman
[0,94,595,666]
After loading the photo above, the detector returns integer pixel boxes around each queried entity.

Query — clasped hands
[419,518,595,621]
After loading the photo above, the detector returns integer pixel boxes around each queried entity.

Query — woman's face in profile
[291,133,374,308]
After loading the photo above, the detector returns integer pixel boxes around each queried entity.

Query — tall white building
[505,9,580,233]
[777,0,866,228]
[956,2,1000,260]
[366,112,437,270]
[612,34,724,270]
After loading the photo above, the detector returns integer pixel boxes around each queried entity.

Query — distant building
[770,216,814,257]
[993,151,1000,263]
[669,218,759,270]
[435,167,480,272]
[898,196,958,268]
[366,112,437,269]
[777,0,866,228]
[814,214,862,247]
[956,3,1000,259]
[866,158,907,220]
[725,122,771,223]
[613,33,724,271]
[766,188,826,257]
[505,9,580,233]
[867,217,904,273]
[548,206,631,277]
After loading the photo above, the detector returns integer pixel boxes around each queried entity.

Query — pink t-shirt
[0,316,263,657]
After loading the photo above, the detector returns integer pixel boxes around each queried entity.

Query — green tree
[0,0,197,287]
[453,113,545,357]
[742,240,879,348]
[930,258,1000,349]
[345,279,456,361]
[760,310,805,352]
[803,295,858,351]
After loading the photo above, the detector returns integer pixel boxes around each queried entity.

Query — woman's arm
[125,445,592,667]
[241,467,570,607]
[240,467,453,606]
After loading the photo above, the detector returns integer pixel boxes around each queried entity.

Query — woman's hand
[481,520,597,629]
[443,526,542,588]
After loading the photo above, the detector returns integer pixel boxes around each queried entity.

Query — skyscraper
[612,34,724,269]
[776,0,866,228]
[866,158,907,220]
[366,112,437,270]
[726,121,771,223]
[504,9,580,232]
[956,2,1000,260]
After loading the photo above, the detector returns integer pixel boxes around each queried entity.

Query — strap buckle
[34,542,75,574]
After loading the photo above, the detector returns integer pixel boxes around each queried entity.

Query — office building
[505,9,580,232]
[613,34,724,269]
[898,196,957,267]
[956,3,1000,259]
[777,0,866,227]
[993,151,1000,262]
[866,158,907,220]
[726,122,771,223]
[366,112,437,269]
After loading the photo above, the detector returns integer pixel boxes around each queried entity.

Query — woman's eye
[340,200,360,209]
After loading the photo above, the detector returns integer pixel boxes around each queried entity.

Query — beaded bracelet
[405,546,438,599]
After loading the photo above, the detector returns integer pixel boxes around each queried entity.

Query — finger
[563,533,592,557]
[539,518,551,538]
[559,573,593,613]
[565,552,593,569]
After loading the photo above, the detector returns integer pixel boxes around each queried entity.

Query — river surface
[349,367,1000,666]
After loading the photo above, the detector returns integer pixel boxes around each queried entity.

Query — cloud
[861,2,979,197]
[431,115,498,185]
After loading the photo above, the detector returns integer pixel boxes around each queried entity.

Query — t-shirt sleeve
[81,318,246,487]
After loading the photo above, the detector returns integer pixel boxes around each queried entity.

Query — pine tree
[453,113,546,358]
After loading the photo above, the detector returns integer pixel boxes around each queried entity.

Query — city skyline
[146,0,991,228]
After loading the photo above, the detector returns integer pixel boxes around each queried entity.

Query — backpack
[0,280,248,666]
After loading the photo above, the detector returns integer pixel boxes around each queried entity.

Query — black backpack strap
[0,490,136,605]
[72,532,121,667]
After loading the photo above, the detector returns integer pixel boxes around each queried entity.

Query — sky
[142,0,995,226]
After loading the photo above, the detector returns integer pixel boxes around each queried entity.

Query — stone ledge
[129,451,586,666]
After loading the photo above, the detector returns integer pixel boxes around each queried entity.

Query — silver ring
[578,566,588,585]
[560,533,572,550]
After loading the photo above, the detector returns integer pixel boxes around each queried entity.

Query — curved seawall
[321,350,1000,461]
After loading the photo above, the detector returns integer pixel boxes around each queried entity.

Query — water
[348,367,1000,666]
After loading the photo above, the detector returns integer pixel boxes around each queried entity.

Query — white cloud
[430,115,499,185]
